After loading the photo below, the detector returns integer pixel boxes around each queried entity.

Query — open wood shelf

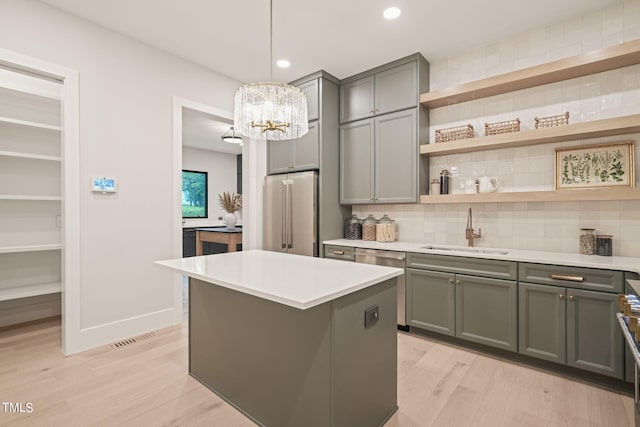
[0,116,62,132]
[0,244,63,254]
[0,150,62,162]
[420,188,640,204]
[420,114,640,156]
[0,282,61,302]
[420,39,640,108]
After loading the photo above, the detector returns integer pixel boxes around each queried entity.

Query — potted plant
[218,191,242,229]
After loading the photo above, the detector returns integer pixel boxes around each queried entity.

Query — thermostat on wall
[91,177,117,193]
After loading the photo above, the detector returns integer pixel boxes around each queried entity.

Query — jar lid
[596,234,613,238]
[378,214,394,224]
[431,178,440,183]
[362,214,378,225]
[347,214,361,224]
[441,170,450,175]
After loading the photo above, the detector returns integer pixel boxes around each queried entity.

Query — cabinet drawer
[519,263,623,293]
[407,253,517,281]
[324,245,355,261]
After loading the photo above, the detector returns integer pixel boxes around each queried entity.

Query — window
[182,170,208,218]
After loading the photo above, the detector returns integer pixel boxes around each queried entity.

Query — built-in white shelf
[0,195,62,201]
[0,244,63,254]
[0,116,62,132]
[0,150,62,162]
[0,69,61,101]
[0,282,61,302]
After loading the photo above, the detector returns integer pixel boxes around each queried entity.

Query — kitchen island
[156,250,403,427]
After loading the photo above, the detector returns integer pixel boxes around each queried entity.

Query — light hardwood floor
[0,317,634,427]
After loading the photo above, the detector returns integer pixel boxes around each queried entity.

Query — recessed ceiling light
[276,59,290,68]
[383,7,401,20]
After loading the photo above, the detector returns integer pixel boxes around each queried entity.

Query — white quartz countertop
[324,239,640,274]
[156,249,403,310]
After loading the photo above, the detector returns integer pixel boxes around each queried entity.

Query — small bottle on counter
[440,170,450,195]
[344,214,362,240]
[596,234,612,256]
[362,214,378,241]
[376,214,396,242]
[579,228,595,255]
[431,179,440,195]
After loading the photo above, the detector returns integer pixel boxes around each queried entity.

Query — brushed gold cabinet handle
[448,279,454,285]
[332,251,345,255]
[559,294,564,300]
[549,274,585,282]
[456,280,461,286]
[569,295,575,302]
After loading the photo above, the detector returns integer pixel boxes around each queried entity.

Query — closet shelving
[0,68,63,301]
[419,39,640,204]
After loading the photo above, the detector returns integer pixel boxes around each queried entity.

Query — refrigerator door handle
[281,181,287,249]
[287,181,293,249]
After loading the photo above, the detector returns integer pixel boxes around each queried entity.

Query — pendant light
[233,0,308,141]
[221,126,243,145]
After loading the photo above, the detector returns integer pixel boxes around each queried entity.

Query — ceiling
[182,108,242,155]
[40,0,619,84]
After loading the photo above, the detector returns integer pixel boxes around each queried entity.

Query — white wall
[182,147,238,226]
[354,0,640,258]
[0,0,243,352]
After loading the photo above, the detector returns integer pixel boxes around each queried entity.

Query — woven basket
[484,118,520,136]
[534,112,569,129]
[435,124,474,143]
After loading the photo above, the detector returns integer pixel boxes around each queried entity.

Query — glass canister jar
[362,214,378,241]
[344,214,362,240]
[376,214,396,242]
[596,234,613,256]
[579,228,595,255]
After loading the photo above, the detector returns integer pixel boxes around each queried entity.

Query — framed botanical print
[555,141,635,190]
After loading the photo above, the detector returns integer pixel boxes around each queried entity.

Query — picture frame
[555,141,635,190]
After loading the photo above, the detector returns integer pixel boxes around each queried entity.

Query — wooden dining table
[195,227,242,256]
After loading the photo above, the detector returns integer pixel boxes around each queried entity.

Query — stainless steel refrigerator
[263,171,318,257]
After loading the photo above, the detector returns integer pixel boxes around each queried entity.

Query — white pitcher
[478,176,499,193]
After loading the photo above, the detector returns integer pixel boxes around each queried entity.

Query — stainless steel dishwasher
[355,248,407,328]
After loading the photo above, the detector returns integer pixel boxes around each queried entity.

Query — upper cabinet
[267,76,321,174]
[339,54,430,204]
[340,61,419,124]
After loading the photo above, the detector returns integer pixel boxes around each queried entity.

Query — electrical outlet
[55,215,62,227]
[364,305,379,328]
[218,216,223,220]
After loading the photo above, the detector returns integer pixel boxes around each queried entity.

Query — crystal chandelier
[233,0,308,141]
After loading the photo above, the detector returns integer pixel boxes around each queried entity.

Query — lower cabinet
[406,268,517,352]
[519,282,623,379]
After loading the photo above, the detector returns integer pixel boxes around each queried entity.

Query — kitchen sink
[420,244,509,255]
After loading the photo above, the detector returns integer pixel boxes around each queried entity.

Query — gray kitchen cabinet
[298,78,319,122]
[324,245,355,261]
[566,288,623,378]
[340,109,418,204]
[406,268,455,335]
[406,253,518,352]
[267,121,319,174]
[519,282,566,364]
[518,264,624,379]
[340,61,419,124]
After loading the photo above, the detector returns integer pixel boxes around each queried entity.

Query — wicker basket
[435,124,474,143]
[534,112,569,129]
[484,118,520,136]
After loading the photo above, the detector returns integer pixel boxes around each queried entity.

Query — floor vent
[110,332,156,349]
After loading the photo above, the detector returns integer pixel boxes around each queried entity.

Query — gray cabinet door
[518,283,566,364]
[406,268,455,335]
[267,139,293,175]
[375,109,417,203]
[292,121,319,171]
[455,275,517,352]
[566,288,624,378]
[340,75,375,124]
[340,119,374,204]
[298,79,319,122]
[375,61,417,116]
